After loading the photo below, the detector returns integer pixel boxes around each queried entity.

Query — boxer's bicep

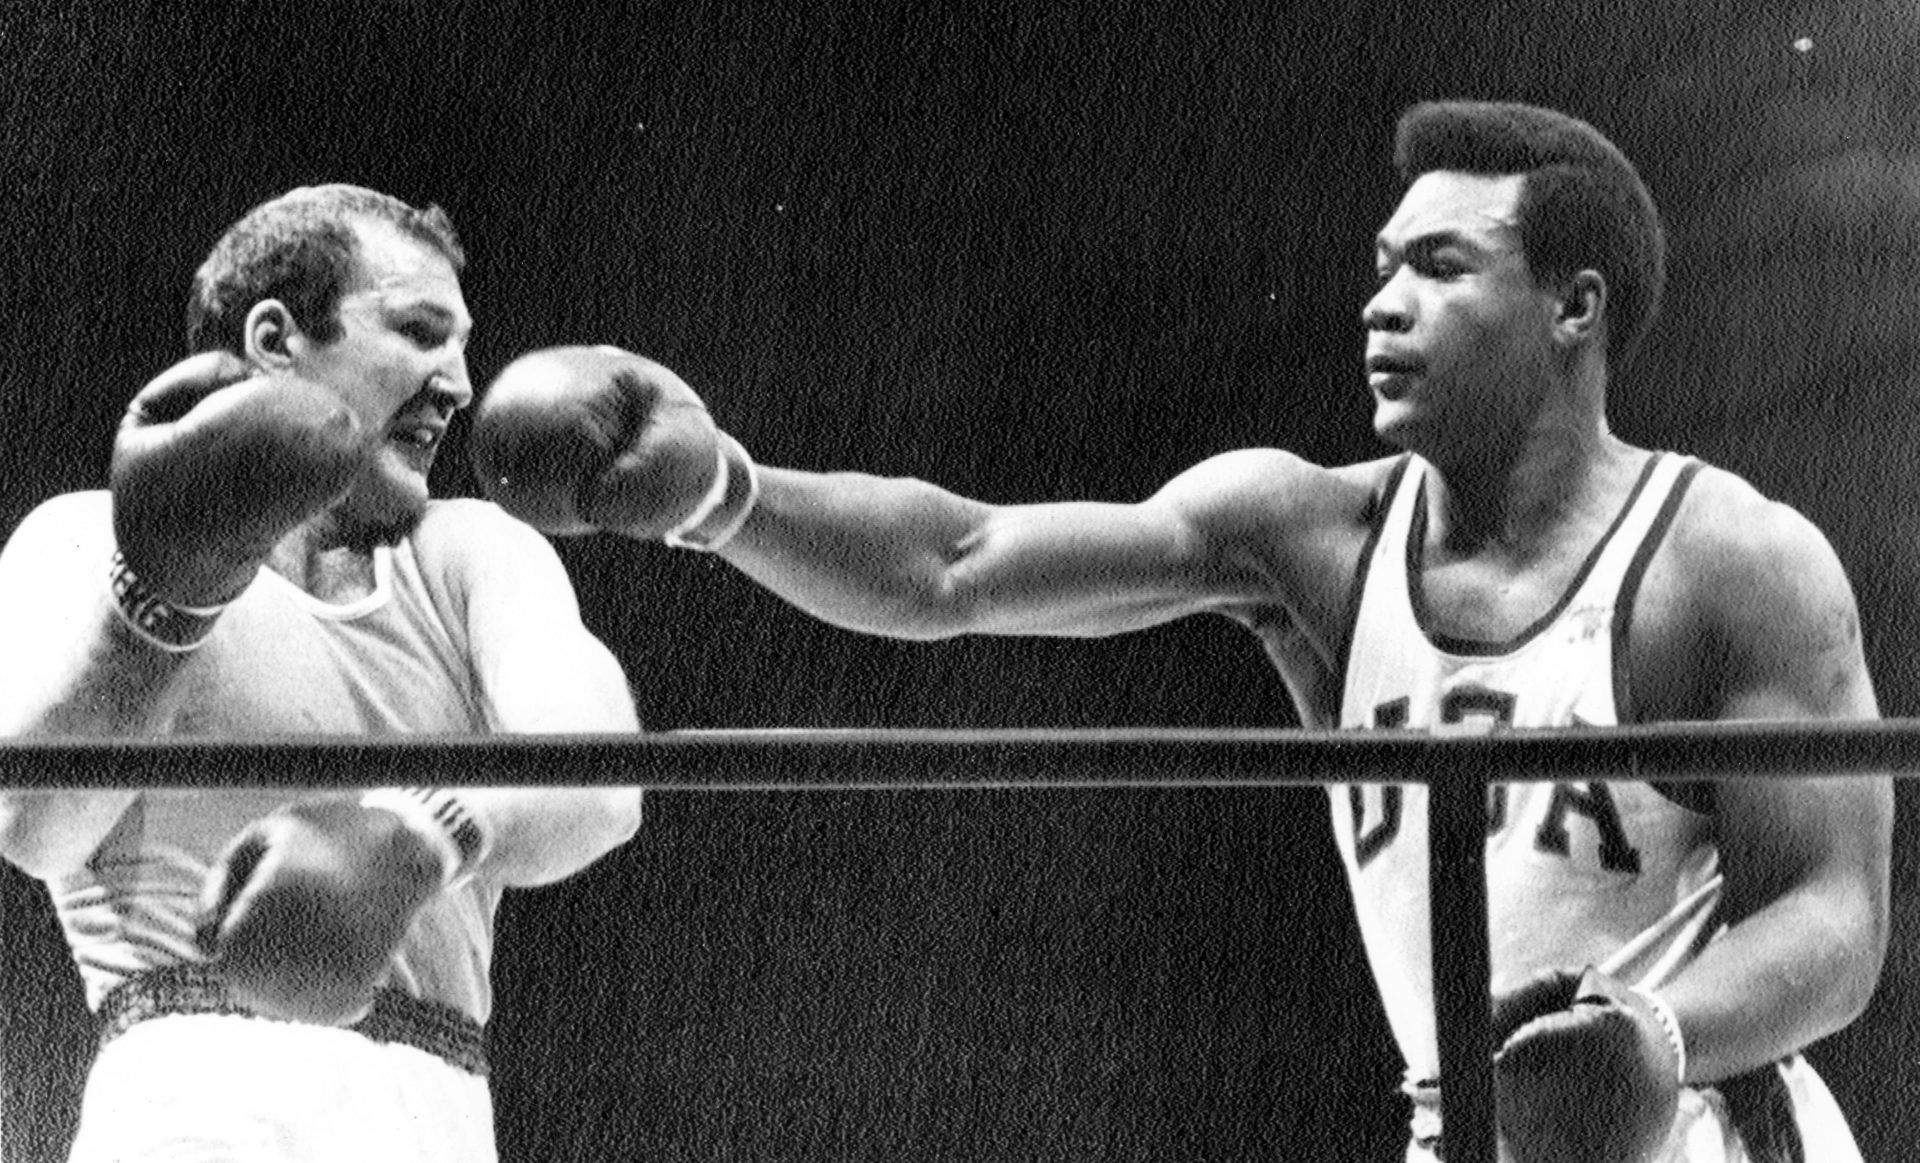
[452,512,638,735]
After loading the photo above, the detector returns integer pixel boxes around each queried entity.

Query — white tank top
[1333,453,1721,1083]
[50,499,503,1021]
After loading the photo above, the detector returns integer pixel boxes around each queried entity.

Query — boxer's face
[293,218,474,543]
[1362,171,1561,458]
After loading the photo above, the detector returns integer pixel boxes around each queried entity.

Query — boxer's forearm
[459,787,644,888]
[717,466,993,638]
[1661,881,1884,1083]
[721,465,1235,641]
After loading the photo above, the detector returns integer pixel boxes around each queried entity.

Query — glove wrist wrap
[664,432,760,552]
[1634,987,1687,1083]
[106,549,229,652]
[360,788,495,889]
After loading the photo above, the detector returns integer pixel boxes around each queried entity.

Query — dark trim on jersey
[1611,457,1711,814]
[1409,452,1667,658]
[1334,454,1414,693]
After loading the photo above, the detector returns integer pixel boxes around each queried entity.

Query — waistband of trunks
[96,963,489,1078]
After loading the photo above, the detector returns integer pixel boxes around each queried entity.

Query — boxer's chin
[331,467,430,549]
[346,510,425,551]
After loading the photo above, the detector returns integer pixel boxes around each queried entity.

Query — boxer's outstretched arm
[720,451,1305,641]
[464,348,1309,641]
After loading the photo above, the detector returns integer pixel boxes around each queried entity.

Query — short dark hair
[1394,101,1666,369]
[186,184,466,354]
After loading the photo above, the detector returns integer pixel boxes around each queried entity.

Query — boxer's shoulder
[405,498,574,603]
[3,490,114,579]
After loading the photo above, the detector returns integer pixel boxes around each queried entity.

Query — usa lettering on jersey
[1346,690,1642,873]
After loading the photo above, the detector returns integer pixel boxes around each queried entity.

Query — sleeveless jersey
[50,497,506,1023]
[1333,453,1719,1084]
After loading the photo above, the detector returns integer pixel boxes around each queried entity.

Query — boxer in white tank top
[0,185,644,1163]
[1340,453,1861,1162]
[600,101,1892,1162]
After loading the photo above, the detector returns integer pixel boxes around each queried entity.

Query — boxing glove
[110,352,364,612]
[469,346,754,544]
[1491,966,1683,1163]
[196,797,452,1026]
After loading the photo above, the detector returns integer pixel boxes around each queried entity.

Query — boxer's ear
[1551,270,1604,346]
[243,300,298,369]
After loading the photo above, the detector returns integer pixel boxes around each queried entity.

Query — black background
[5,1,1920,1159]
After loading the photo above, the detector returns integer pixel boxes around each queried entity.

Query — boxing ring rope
[2,720,1907,1163]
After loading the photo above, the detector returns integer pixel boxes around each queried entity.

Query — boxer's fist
[111,352,364,607]
[196,798,445,1026]
[1492,966,1681,1163]
[467,346,720,538]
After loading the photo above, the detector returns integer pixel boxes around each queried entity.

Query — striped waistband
[97,963,488,1077]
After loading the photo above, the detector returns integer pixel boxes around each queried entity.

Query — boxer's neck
[264,527,378,603]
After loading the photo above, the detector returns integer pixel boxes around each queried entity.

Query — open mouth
[388,419,446,452]
[389,375,464,453]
